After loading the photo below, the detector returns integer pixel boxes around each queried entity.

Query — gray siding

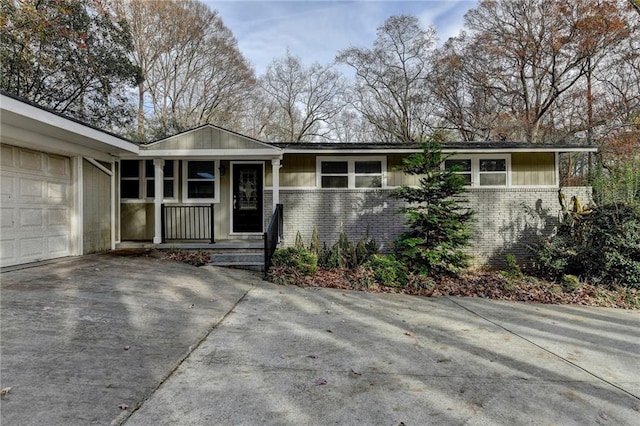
[143,126,270,151]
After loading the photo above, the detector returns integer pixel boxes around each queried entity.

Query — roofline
[144,124,278,151]
[279,146,598,154]
[135,149,282,158]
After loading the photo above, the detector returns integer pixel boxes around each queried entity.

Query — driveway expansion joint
[446,297,640,402]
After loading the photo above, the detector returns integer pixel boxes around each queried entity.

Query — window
[321,161,348,188]
[145,160,176,198]
[120,159,177,200]
[355,161,382,188]
[479,158,507,186]
[318,157,386,189]
[183,160,218,202]
[443,155,510,187]
[120,160,140,199]
[444,159,472,185]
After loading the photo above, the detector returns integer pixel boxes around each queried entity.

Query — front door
[232,163,263,233]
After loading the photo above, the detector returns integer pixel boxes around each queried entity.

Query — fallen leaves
[1,387,12,399]
[268,267,639,309]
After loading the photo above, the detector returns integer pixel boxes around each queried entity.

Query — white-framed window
[443,155,510,187]
[182,160,219,203]
[120,159,177,201]
[443,158,472,185]
[120,159,141,199]
[317,156,386,189]
[145,160,177,199]
[478,158,508,186]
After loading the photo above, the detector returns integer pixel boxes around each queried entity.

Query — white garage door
[1,144,72,267]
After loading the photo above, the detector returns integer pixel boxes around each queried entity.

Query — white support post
[153,159,164,244]
[271,157,281,212]
[110,158,116,249]
[74,156,84,256]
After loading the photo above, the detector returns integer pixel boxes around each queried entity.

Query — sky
[208,0,478,76]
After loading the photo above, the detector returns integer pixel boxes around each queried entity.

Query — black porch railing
[263,204,283,275]
[161,204,215,243]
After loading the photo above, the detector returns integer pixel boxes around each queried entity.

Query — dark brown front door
[232,163,263,233]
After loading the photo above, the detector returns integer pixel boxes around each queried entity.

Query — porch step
[208,249,265,271]
[116,240,266,271]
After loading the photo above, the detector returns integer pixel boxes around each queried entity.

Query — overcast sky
[208,0,478,76]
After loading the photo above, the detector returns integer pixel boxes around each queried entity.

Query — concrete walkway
[2,253,639,425]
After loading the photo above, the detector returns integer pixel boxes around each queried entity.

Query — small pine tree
[391,141,475,277]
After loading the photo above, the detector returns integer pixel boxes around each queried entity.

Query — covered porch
[116,125,284,269]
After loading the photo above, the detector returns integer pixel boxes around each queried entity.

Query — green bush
[581,204,640,287]
[501,254,523,280]
[531,202,640,289]
[391,141,475,277]
[366,254,408,288]
[316,227,377,269]
[271,247,318,275]
[561,274,582,291]
[531,234,580,280]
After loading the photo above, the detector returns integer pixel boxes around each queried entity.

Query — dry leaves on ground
[268,267,639,309]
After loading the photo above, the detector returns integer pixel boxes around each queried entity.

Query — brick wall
[464,186,592,266]
[265,189,406,252]
[267,186,593,268]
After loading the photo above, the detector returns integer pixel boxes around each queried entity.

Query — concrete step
[208,250,265,271]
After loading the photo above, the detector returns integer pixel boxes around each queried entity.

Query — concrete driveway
[1,253,639,425]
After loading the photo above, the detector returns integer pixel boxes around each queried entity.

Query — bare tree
[328,105,381,143]
[119,0,255,140]
[337,15,438,143]
[259,51,346,142]
[429,33,505,141]
[460,0,630,143]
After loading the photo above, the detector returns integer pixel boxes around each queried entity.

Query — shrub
[561,274,582,291]
[501,254,523,280]
[530,202,640,289]
[317,227,377,269]
[581,203,640,288]
[530,234,577,281]
[366,254,409,288]
[271,247,318,275]
[391,141,475,277]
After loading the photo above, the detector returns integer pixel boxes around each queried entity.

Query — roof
[271,141,598,154]
[1,91,139,156]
